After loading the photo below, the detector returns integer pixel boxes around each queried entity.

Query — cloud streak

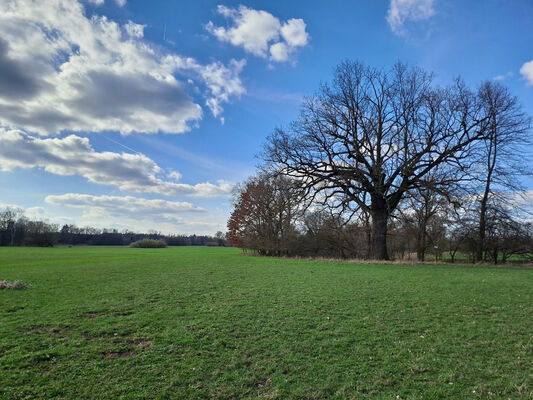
[44,193,215,233]
[0,129,232,197]
[45,193,204,216]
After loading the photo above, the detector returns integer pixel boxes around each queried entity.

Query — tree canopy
[261,61,528,259]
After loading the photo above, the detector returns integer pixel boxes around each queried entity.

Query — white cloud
[269,42,290,63]
[280,19,309,47]
[206,5,309,63]
[520,60,533,86]
[124,21,145,38]
[386,0,435,36]
[0,129,233,197]
[45,193,209,232]
[207,5,280,57]
[1,199,228,235]
[46,193,204,216]
[85,1,126,7]
[493,72,514,82]
[45,193,229,235]
[194,58,246,117]
[167,170,183,181]
[0,0,244,134]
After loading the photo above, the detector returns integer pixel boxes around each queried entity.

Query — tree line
[227,61,532,263]
[0,208,228,247]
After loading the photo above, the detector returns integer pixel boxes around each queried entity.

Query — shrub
[129,239,167,248]
[0,280,28,290]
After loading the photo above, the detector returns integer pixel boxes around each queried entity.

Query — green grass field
[1,247,532,399]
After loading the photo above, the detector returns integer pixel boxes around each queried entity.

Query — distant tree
[397,182,449,261]
[302,210,347,257]
[0,207,24,246]
[227,173,304,255]
[214,231,226,246]
[264,61,495,259]
[24,220,58,247]
[479,197,532,264]
[473,82,531,261]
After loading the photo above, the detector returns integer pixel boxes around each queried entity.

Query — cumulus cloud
[0,0,244,134]
[520,60,533,86]
[386,0,435,36]
[167,170,183,181]
[0,129,233,197]
[280,19,309,47]
[124,21,145,38]
[206,5,309,63]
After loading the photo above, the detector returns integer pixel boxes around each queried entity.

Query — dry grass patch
[0,280,28,290]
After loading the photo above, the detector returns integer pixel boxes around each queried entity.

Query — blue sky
[0,0,532,234]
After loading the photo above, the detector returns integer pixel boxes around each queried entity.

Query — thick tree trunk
[371,197,389,260]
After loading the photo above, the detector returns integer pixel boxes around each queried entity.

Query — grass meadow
[1,246,532,399]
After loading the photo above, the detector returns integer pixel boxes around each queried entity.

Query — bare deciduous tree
[474,82,531,261]
[227,173,304,255]
[263,61,492,259]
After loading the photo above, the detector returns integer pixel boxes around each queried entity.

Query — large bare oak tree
[263,61,494,259]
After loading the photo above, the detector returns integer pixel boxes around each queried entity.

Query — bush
[0,280,28,290]
[129,239,167,248]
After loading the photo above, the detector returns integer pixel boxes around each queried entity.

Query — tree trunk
[477,198,488,262]
[371,197,389,260]
[9,223,15,246]
[416,226,426,261]
[477,118,497,262]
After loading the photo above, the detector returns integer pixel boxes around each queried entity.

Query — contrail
[101,134,142,155]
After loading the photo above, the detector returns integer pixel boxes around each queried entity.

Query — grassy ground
[1,246,532,399]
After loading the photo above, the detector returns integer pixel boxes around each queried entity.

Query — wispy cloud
[44,193,217,234]
[45,193,204,216]
[386,0,435,36]
[135,135,254,179]
[493,72,514,82]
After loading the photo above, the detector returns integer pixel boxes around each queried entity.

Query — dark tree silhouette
[263,61,494,259]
